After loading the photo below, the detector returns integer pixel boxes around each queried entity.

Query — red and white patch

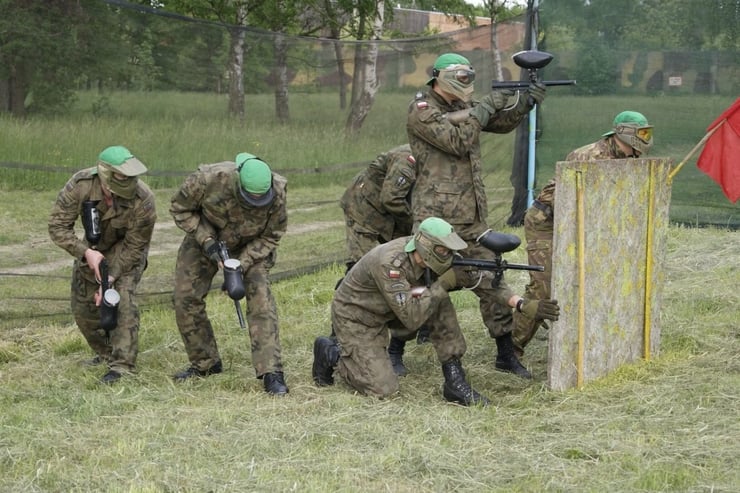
[407,155,416,165]
[389,270,401,279]
[415,101,428,109]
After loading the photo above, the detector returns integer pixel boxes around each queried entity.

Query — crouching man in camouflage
[170,153,289,395]
[312,217,490,407]
[48,146,156,384]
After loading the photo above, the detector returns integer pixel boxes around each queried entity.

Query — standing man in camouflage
[338,143,425,375]
[49,146,156,384]
[170,153,289,395]
[312,217,490,407]
[406,52,559,380]
[513,111,654,355]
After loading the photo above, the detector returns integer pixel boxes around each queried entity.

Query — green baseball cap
[405,217,467,252]
[603,111,649,137]
[427,53,472,86]
[97,146,148,177]
[236,152,274,207]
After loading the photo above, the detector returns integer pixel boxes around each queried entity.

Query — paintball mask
[605,111,653,156]
[405,217,467,275]
[429,54,476,103]
[96,146,147,199]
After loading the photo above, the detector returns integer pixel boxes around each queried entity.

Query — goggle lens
[636,127,653,142]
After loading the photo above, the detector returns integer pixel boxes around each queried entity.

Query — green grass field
[1,91,739,491]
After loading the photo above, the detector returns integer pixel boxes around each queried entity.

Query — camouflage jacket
[48,167,156,281]
[340,144,415,239]
[406,89,528,240]
[535,136,628,208]
[170,162,288,266]
[333,236,451,331]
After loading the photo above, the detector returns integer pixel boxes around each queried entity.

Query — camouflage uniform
[170,162,288,377]
[48,168,156,373]
[406,89,530,338]
[332,237,467,398]
[512,136,629,351]
[340,144,416,266]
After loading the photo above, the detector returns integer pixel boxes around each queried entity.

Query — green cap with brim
[426,53,472,86]
[405,217,467,252]
[97,146,148,176]
[603,110,649,137]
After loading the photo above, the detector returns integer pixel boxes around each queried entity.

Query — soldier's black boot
[388,337,408,376]
[494,333,533,380]
[312,336,340,386]
[441,358,490,407]
[173,360,223,382]
[263,372,289,396]
[416,326,431,344]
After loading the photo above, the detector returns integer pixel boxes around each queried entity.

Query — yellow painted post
[643,162,657,360]
[576,171,586,388]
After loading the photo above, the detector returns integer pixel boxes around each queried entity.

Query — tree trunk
[8,63,27,117]
[345,1,383,135]
[333,40,347,110]
[274,32,290,124]
[489,1,504,80]
[227,5,248,124]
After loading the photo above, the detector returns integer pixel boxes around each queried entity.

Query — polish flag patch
[416,101,428,109]
[389,270,401,279]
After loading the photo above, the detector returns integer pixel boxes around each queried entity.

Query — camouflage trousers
[343,218,390,265]
[173,235,283,377]
[512,206,553,352]
[460,240,516,339]
[71,260,143,373]
[333,295,466,398]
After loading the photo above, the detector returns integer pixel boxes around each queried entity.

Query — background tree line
[1,0,738,130]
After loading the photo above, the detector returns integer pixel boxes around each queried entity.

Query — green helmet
[405,217,467,275]
[603,111,653,156]
[427,53,476,103]
[236,152,274,207]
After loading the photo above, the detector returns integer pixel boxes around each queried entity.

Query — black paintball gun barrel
[492,50,576,91]
[218,242,246,329]
[452,230,544,287]
[99,258,120,343]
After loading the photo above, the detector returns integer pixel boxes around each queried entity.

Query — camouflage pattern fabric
[49,168,156,373]
[512,136,629,351]
[340,144,416,264]
[406,89,529,338]
[170,162,287,377]
[332,237,468,398]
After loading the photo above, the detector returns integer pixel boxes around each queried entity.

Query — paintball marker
[491,50,576,91]
[452,230,544,288]
[99,258,120,343]
[218,241,246,329]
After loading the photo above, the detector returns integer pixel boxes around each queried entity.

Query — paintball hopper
[100,288,120,332]
[82,200,102,245]
[222,259,246,301]
[476,230,521,254]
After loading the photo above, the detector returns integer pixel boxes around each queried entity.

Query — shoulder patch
[389,269,401,279]
[416,101,428,109]
[407,155,416,165]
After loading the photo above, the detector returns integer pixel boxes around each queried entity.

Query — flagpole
[668,121,724,181]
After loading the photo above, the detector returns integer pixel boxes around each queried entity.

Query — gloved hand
[436,268,458,291]
[202,238,221,265]
[525,81,546,108]
[451,264,481,289]
[484,89,516,111]
[469,101,494,128]
[518,298,559,321]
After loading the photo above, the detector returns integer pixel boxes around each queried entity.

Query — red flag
[696,98,740,203]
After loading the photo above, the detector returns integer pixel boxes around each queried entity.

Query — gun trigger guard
[461,271,483,291]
